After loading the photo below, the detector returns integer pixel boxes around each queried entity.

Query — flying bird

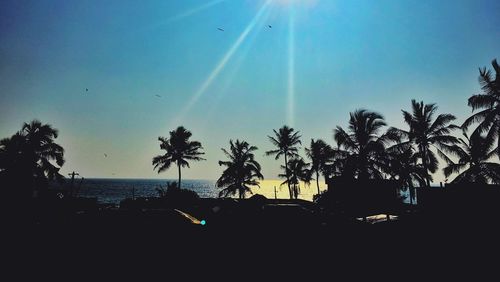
[217,27,224,31]
[85,88,88,92]
[104,153,108,158]
[155,94,162,98]
[268,25,272,28]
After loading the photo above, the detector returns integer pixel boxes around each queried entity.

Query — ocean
[56,178,326,205]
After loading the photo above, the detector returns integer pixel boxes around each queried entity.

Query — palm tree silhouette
[334,110,388,180]
[152,126,205,190]
[22,120,65,182]
[1,133,28,171]
[266,126,302,199]
[442,128,500,184]
[0,120,65,197]
[385,142,428,204]
[388,100,458,187]
[463,59,500,158]
[216,140,264,199]
[279,158,311,199]
[305,139,333,195]
[1,133,32,197]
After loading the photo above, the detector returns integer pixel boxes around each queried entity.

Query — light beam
[202,6,273,124]
[138,1,227,36]
[167,0,227,23]
[174,0,272,125]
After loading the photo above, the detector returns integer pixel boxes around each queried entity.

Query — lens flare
[167,0,227,24]
[174,0,272,125]
[139,0,227,34]
[202,6,273,124]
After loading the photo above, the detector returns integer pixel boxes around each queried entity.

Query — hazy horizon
[1,0,499,183]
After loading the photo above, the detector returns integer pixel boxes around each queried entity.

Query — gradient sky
[1,0,499,184]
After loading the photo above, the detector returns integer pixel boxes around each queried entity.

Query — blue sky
[1,0,499,183]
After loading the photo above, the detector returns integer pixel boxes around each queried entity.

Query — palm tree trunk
[316,170,320,195]
[418,145,431,187]
[421,145,430,187]
[409,185,414,205]
[359,153,369,181]
[497,126,500,159]
[178,163,182,190]
[285,154,293,199]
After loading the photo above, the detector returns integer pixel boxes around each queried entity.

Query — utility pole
[274,186,277,199]
[68,171,80,197]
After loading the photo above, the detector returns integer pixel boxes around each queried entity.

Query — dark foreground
[4,198,500,279]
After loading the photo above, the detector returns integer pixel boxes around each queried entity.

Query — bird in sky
[85,88,88,92]
[104,153,108,158]
[217,27,224,31]
[155,94,161,98]
[268,25,272,28]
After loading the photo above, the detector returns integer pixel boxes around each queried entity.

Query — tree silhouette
[463,59,500,158]
[266,126,302,199]
[0,133,29,174]
[22,120,65,182]
[0,120,65,197]
[305,139,333,195]
[279,158,311,199]
[442,128,500,184]
[334,110,388,180]
[385,142,428,204]
[216,140,263,199]
[388,100,458,187]
[1,133,32,198]
[152,126,205,189]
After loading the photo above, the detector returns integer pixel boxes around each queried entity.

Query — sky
[1,0,499,184]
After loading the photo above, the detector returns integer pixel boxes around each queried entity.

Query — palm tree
[463,59,500,158]
[388,100,458,187]
[279,158,311,199]
[442,129,500,184]
[333,109,388,180]
[385,142,428,204]
[152,126,205,189]
[0,133,32,197]
[0,133,28,175]
[266,126,302,199]
[305,139,333,195]
[22,120,65,183]
[216,140,264,199]
[0,120,65,197]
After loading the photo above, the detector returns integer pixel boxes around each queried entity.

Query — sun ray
[201,6,273,125]
[287,3,296,126]
[137,0,227,35]
[167,0,227,23]
[173,0,272,126]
